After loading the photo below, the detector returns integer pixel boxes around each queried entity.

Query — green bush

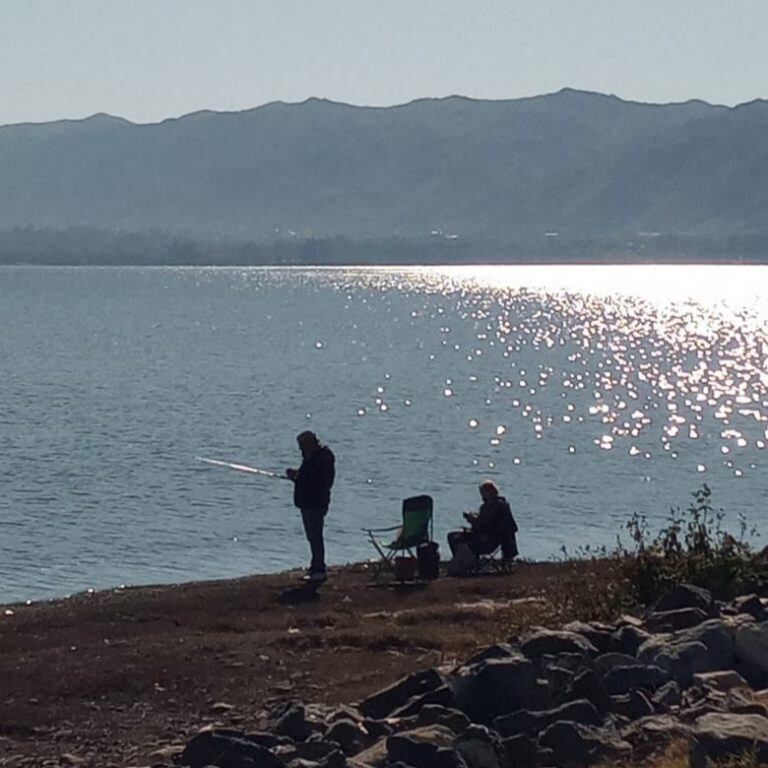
[618,484,767,604]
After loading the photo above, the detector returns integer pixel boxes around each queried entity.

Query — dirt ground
[0,561,592,767]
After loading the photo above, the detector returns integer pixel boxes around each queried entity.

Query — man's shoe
[306,571,327,583]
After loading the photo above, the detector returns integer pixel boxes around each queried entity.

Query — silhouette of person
[447,481,517,563]
[286,431,335,582]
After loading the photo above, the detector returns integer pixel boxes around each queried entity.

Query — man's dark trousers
[301,507,327,574]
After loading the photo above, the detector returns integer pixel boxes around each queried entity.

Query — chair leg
[367,531,396,578]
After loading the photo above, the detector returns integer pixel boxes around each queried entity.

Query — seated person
[448,481,518,562]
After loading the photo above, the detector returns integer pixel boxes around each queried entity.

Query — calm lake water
[1,265,767,603]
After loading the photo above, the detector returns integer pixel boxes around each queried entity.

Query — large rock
[521,629,599,660]
[690,712,768,767]
[537,721,631,767]
[451,656,540,725]
[603,664,667,695]
[500,734,537,768]
[560,669,611,713]
[541,663,575,694]
[464,643,518,665]
[348,737,388,768]
[416,705,470,735]
[620,715,691,755]
[269,702,313,742]
[325,719,369,755]
[652,681,682,711]
[608,690,655,721]
[592,653,637,673]
[493,699,602,738]
[645,608,710,633]
[386,725,464,768]
[613,625,651,656]
[453,724,505,768]
[294,739,340,762]
[733,594,767,622]
[734,622,768,685]
[181,730,284,768]
[562,622,622,654]
[691,670,749,693]
[678,619,736,668]
[390,685,455,718]
[638,619,735,683]
[359,668,444,719]
[651,584,714,615]
[639,641,710,687]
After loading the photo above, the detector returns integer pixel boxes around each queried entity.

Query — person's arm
[286,467,298,481]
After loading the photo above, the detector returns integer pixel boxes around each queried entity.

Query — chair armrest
[362,525,402,533]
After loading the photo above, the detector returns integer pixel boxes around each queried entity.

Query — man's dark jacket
[293,446,335,510]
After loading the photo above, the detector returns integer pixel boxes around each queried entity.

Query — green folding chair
[364,495,434,577]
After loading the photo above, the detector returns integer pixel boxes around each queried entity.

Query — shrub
[618,484,767,603]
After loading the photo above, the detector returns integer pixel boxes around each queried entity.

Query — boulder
[603,664,667,695]
[295,739,340,762]
[347,737,388,768]
[733,594,767,622]
[319,752,346,768]
[608,690,655,722]
[390,685,455,718]
[269,702,314,742]
[359,669,444,719]
[325,719,369,755]
[638,620,735,683]
[677,619,736,668]
[451,656,540,725]
[541,663,575,694]
[548,652,594,672]
[500,734,537,768]
[386,725,464,768]
[734,622,768,685]
[691,670,749,693]
[465,643,518,665]
[537,721,631,767]
[521,629,599,660]
[592,653,637,673]
[652,680,682,711]
[181,730,284,768]
[620,715,691,755]
[561,668,611,712]
[361,720,391,740]
[613,625,651,656]
[639,640,709,687]
[645,608,710,633]
[561,622,622,654]
[690,712,768,767]
[416,705,470,735]
[453,724,505,768]
[651,583,714,615]
[493,699,602,738]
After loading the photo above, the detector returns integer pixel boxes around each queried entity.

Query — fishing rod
[196,456,292,481]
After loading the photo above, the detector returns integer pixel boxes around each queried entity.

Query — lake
[1,264,767,603]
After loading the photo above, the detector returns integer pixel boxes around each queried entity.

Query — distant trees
[0,227,767,266]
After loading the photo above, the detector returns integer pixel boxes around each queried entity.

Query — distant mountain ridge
[1,88,767,244]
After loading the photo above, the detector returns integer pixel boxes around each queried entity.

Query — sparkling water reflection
[1,265,767,602]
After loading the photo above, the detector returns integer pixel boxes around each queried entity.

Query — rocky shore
[2,564,768,767]
[167,583,768,768]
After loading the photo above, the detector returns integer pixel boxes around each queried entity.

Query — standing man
[286,431,335,582]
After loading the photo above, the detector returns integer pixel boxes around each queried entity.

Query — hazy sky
[2,0,767,125]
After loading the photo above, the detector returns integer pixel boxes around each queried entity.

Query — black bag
[417,541,440,580]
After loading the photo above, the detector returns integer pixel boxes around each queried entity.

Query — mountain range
[1,88,767,254]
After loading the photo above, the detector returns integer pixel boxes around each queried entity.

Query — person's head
[479,480,500,502]
[297,430,320,458]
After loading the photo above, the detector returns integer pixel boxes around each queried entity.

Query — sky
[1,0,767,126]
